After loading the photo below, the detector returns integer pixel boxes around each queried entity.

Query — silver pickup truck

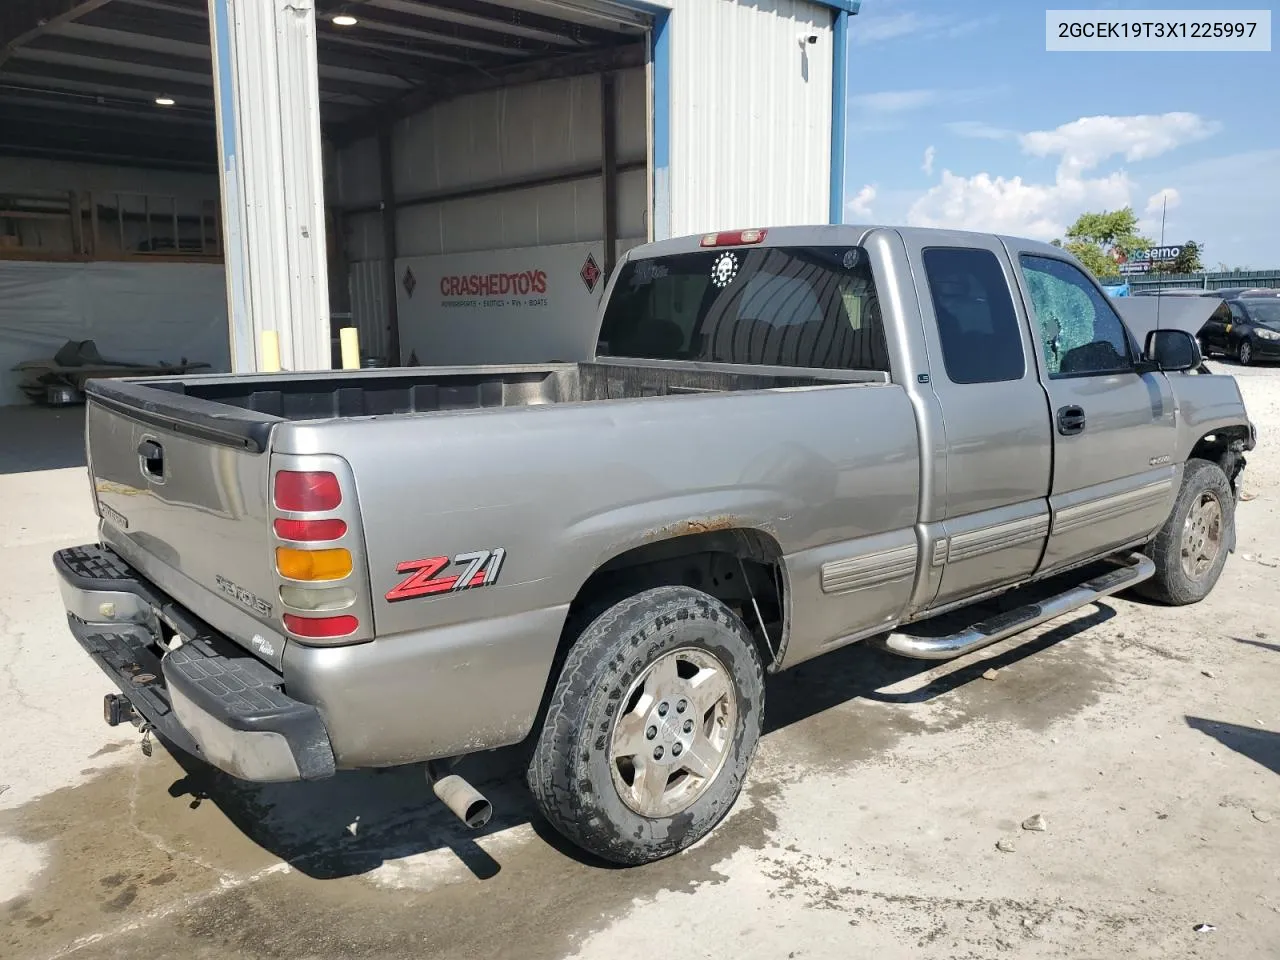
[55,225,1254,866]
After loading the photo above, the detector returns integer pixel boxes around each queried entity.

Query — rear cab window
[921,247,1025,384]
[598,246,889,372]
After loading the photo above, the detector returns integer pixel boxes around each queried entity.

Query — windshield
[598,246,889,372]
[1242,300,1280,325]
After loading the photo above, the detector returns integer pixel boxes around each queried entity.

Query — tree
[1054,207,1154,280]
[1169,241,1203,274]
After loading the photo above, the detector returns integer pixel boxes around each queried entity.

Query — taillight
[283,613,358,639]
[700,228,766,248]
[273,518,348,542]
[274,471,341,512]
[271,465,359,639]
[276,546,353,582]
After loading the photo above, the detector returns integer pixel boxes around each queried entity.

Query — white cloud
[847,184,877,219]
[905,112,1222,242]
[1020,112,1218,178]
[851,87,998,117]
[907,169,1132,240]
[946,120,1015,141]
[922,145,936,176]
[850,89,940,114]
[1145,187,1181,215]
[852,7,1001,45]
[853,11,936,43]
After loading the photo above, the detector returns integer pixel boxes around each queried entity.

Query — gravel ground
[2,363,1278,960]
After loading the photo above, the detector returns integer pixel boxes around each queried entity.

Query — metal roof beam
[316,4,546,57]
[0,87,212,122]
[76,3,211,46]
[356,0,626,46]
[0,58,213,101]
[0,0,115,68]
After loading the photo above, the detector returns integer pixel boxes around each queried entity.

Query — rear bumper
[55,545,335,782]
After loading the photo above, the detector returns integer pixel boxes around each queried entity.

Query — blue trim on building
[650,9,672,240]
[809,0,860,13]
[829,9,848,224]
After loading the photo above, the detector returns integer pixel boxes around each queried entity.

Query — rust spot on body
[648,516,740,541]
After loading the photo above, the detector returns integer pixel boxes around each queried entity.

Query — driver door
[1006,248,1179,574]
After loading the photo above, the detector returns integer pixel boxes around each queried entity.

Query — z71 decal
[386,549,506,602]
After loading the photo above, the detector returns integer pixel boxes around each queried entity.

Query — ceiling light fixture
[332,14,358,26]
[155,97,176,106]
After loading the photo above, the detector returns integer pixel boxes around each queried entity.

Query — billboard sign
[1125,245,1184,265]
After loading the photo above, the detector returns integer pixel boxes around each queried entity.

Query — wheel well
[1189,426,1251,491]
[563,529,787,673]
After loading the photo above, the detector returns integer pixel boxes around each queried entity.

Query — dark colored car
[1199,297,1280,365]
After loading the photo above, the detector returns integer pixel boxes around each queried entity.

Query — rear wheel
[528,586,764,865]
[1238,339,1254,365]
[1138,459,1234,605]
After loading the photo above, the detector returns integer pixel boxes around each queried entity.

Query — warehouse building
[0,0,857,403]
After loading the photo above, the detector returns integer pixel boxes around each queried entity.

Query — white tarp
[0,260,230,405]
[395,240,609,366]
[1113,295,1222,345]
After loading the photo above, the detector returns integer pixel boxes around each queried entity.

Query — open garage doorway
[0,0,653,402]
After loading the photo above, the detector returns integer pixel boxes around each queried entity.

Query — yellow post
[339,326,360,370]
[260,330,282,372]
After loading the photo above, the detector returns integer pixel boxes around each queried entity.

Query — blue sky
[842,0,1280,268]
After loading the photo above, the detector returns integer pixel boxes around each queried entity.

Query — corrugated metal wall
[336,66,647,263]
[667,0,834,236]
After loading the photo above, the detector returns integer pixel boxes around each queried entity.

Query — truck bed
[122,359,885,423]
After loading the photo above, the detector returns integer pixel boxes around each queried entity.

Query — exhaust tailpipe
[429,769,493,829]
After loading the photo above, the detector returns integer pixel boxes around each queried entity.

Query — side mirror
[1143,328,1201,372]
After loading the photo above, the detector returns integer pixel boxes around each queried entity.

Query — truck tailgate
[85,380,286,662]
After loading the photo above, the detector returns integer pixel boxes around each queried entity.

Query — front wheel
[528,586,764,865]
[1238,339,1254,365]
[1138,459,1234,605]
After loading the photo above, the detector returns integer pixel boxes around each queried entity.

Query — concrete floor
[1,377,1278,960]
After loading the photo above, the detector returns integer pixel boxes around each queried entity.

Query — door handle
[1056,405,1086,436]
[138,439,165,478]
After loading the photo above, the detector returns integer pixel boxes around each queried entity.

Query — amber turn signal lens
[275,546,352,582]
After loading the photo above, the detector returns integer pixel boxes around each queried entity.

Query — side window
[1019,255,1133,378]
[1228,303,1245,322]
[921,247,1025,384]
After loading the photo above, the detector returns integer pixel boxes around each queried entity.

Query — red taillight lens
[273,518,348,542]
[283,613,358,639]
[700,228,766,247]
[274,471,341,512]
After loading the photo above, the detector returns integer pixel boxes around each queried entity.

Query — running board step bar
[881,552,1155,661]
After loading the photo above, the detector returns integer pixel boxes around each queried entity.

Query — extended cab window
[921,247,1025,384]
[598,246,888,371]
[1019,255,1133,377]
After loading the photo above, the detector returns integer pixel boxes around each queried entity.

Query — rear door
[900,233,1053,611]
[1005,247,1179,573]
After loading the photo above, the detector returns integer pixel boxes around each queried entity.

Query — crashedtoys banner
[396,241,608,365]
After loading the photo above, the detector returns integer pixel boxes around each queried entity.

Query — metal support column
[601,72,618,279]
[207,0,331,372]
[378,126,402,366]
